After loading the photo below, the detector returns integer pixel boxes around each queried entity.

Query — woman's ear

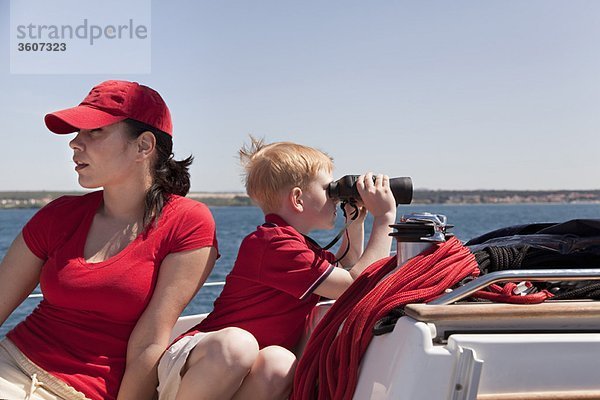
[136,131,156,160]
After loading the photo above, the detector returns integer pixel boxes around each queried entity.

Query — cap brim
[44,105,127,134]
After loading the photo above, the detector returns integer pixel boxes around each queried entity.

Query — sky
[1,0,599,192]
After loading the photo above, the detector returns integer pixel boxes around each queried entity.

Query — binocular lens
[327,175,413,205]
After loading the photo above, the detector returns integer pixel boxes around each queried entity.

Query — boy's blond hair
[239,137,334,213]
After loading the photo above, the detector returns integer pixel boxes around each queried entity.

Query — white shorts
[0,339,89,400]
[157,332,210,400]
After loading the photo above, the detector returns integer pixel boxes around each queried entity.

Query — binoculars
[327,175,413,205]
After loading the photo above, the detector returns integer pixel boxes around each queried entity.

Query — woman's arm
[116,246,218,400]
[0,233,44,328]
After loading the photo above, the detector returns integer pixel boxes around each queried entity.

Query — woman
[0,80,219,400]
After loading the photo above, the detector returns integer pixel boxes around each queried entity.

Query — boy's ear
[290,187,304,212]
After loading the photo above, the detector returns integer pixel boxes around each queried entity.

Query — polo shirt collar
[264,214,325,251]
[264,213,291,228]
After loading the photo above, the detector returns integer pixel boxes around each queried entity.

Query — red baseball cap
[44,80,173,136]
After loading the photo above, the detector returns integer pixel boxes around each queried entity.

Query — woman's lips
[74,161,89,171]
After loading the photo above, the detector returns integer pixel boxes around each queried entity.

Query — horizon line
[1,189,600,194]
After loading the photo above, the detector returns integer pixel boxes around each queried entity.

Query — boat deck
[405,301,600,340]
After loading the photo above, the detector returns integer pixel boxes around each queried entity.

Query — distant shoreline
[1,190,599,209]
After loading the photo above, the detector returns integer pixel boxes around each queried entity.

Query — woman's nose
[69,131,83,150]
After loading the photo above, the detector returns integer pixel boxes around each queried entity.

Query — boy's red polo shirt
[185,214,335,350]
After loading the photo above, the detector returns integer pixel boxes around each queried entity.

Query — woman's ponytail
[125,119,193,228]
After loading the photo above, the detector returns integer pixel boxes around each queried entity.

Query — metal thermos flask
[391,213,452,268]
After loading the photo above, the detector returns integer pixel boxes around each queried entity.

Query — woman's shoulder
[163,195,214,222]
[157,195,218,251]
[167,194,210,211]
[38,191,102,214]
[23,192,102,251]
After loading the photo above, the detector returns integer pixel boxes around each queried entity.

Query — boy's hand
[356,172,396,221]
[342,202,367,223]
[316,172,397,298]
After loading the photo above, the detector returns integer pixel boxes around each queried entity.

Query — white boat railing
[26,281,227,300]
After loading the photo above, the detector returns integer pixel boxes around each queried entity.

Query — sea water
[1,203,599,338]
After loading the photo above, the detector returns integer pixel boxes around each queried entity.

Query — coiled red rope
[293,237,554,400]
[474,281,552,304]
[292,237,481,400]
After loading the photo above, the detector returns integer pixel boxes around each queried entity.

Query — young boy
[157,138,396,400]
